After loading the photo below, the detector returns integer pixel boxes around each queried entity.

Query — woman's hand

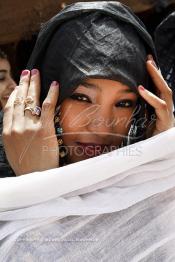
[138,55,175,137]
[2,69,59,176]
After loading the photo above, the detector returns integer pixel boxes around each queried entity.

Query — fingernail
[147,54,153,61]
[138,85,145,91]
[21,70,29,76]
[51,81,59,87]
[150,60,158,69]
[147,54,158,68]
[31,69,38,76]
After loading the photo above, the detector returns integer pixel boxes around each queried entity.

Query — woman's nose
[87,105,114,138]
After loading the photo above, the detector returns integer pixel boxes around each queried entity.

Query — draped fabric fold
[155,12,175,106]
[0,128,175,260]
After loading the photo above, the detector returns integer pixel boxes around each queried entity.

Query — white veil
[0,128,175,261]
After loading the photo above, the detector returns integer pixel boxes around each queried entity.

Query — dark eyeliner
[70,93,91,103]
[115,99,134,108]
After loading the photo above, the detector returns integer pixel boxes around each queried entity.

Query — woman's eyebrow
[81,80,137,94]
[80,81,100,90]
[120,88,137,94]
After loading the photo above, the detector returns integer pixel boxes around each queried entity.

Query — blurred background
[0,0,175,82]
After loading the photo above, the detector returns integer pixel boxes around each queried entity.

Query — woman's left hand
[138,55,175,137]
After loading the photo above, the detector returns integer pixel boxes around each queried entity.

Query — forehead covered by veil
[27,1,157,105]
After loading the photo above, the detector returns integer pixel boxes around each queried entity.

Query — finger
[25,69,41,121]
[13,70,30,124]
[138,85,173,130]
[41,81,59,130]
[146,58,173,113]
[3,87,18,134]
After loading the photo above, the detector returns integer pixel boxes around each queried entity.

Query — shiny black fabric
[27,1,157,105]
[155,12,175,105]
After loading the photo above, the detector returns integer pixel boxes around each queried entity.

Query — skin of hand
[0,58,16,110]
[138,55,175,136]
[2,69,59,176]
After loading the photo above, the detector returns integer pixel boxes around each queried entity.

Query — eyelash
[70,93,90,103]
[115,100,134,108]
[70,93,134,108]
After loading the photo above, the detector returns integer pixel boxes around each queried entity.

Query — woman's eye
[70,93,91,103]
[0,76,5,81]
[0,73,6,81]
[115,100,134,108]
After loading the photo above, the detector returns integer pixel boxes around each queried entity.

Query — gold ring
[24,96,34,105]
[14,96,24,105]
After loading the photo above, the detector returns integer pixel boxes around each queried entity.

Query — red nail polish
[21,70,29,76]
[147,54,153,61]
[51,81,59,87]
[31,69,38,76]
[139,85,145,91]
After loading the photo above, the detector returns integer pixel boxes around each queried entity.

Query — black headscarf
[27,1,157,105]
[155,12,175,106]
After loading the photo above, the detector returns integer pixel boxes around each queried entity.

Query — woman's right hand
[2,69,59,176]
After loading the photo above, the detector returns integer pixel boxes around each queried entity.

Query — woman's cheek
[60,102,90,141]
[0,83,6,97]
[113,110,133,135]
[65,104,88,128]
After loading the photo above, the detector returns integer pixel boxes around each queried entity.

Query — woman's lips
[76,142,111,157]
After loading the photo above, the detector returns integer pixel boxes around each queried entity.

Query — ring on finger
[14,96,24,105]
[24,96,34,105]
[24,106,41,116]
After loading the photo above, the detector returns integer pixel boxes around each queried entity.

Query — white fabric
[0,128,175,261]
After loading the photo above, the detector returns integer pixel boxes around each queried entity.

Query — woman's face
[0,58,16,109]
[59,78,138,163]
